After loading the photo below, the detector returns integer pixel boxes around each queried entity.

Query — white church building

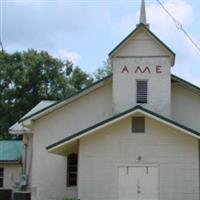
[10,1,200,200]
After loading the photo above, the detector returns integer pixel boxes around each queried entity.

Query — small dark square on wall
[132,117,145,133]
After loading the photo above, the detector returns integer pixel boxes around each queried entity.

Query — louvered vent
[136,80,148,103]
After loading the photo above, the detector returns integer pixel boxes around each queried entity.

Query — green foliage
[0,50,112,138]
[94,58,112,80]
[69,67,93,91]
[63,199,80,200]
[0,49,93,138]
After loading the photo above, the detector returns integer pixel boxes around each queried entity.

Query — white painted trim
[9,130,32,135]
[140,110,200,139]
[117,163,158,168]
[47,110,139,153]
[48,108,200,153]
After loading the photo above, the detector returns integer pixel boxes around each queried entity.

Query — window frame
[0,168,4,188]
[67,154,78,187]
[136,79,148,104]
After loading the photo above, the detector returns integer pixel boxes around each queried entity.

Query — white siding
[79,117,199,200]
[172,82,200,132]
[31,82,112,200]
[112,29,172,117]
[0,164,21,189]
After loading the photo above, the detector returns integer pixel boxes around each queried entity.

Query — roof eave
[9,129,32,135]
[171,74,200,93]
[0,160,21,165]
[47,106,200,154]
[18,75,112,124]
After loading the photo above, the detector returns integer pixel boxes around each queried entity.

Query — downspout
[20,122,29,192]
[21,137,28,191]
[27,135,33,188]
[23,144,28,176]
[199,140,200,200]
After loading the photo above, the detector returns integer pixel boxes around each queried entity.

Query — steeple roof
[109,0,175,65]
[140,0,147,25]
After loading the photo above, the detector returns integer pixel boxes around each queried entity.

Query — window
[132,117,145,133]
[67,154,78,187]
[136,80,148,103]
[0,168,4,187]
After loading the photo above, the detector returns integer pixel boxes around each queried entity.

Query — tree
[94,58,112,80]
[69,67,93,91]
[0,49,93,138]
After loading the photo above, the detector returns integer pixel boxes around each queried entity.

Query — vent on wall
[136,80,148,103]
[132,117,145,133]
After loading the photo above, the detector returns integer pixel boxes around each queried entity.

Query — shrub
[64,198,80,200]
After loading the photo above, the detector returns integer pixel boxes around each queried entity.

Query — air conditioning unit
[20,174,28,186]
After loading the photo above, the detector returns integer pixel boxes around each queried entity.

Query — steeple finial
[139,0,148,26]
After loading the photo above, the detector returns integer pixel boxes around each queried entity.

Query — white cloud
[2,1,111,49]
[56,49,81,63]
[114,1,200,86]
[145,1,198,54]
[146,1,200,87]
[147,1,193,29]
[113,1,192,40]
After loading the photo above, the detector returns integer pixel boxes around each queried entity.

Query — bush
[64,199,79,200]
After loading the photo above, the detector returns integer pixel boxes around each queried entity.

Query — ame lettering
[121,65,162,74]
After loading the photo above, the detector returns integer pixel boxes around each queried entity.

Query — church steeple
[110,0,175,117]
[139,0,149,27]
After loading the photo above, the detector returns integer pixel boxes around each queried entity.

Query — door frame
[117,163,160,200]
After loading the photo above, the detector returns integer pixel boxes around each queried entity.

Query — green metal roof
[9,100,56,135]
[0,140,22,163]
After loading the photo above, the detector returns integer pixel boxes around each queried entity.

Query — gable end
[109,23,175,66]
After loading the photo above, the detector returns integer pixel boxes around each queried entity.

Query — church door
[118,166,158,200]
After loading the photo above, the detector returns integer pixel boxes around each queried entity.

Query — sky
[1,0,200,86]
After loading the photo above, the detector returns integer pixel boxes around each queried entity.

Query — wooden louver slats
[136,80,148,103]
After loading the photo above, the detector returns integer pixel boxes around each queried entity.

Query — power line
[156,0,200,53]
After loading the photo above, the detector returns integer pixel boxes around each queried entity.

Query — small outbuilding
[0,140,22,200]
